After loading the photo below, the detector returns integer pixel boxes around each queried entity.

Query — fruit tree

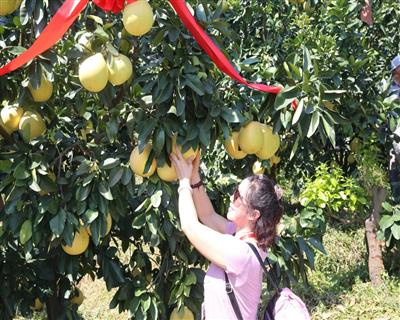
[1,0,400,319]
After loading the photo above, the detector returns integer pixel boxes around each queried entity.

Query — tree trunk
[365,186,387,285]
[0,196,4,212]
[46,295,64,320]
[46,279,64,320]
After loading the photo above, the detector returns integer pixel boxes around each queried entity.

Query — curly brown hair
[242,175,283,251]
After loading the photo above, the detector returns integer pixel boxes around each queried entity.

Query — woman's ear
[249,209,261,221]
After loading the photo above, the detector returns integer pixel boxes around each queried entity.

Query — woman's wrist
[178,178,193,194]
[191,173,201,184]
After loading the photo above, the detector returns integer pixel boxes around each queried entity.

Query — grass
[295,226,400,320]
[21,225,400,319]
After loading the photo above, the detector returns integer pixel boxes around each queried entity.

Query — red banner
[93,0,125,13]
[168,0,282,94]
[0,0,287,97]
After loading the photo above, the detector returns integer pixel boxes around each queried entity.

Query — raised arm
[190,153,229,234]
[171,151,230,269]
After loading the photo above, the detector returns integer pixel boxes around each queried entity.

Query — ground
[23,226,400,319]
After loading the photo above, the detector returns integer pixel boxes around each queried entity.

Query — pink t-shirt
[203,222,267,319]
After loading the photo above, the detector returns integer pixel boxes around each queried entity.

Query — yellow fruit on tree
[256,124,280,160]
[224,131,247,159]
[30,298,44,311]
[172,135,199,160]
[252,161,265,175]
[71,288,84,306]
[78,53,109,92]
[108,54,133,86]
[28,75,53,102]
[0,105,23,132]
[62,226,89,255]
[0,0,21,16]
[157,162,178,182]
[87,213,112,236]
[238,121,264,154]
[170,306,194,320]
[18,111,46,142]
[123,0,154,36]
[129,144,156,177]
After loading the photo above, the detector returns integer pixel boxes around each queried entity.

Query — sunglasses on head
[233,186,241,202]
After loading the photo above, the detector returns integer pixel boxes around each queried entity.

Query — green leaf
[381,202,393,212]
[0,160,12,173]
[274,86,300,110]
[292,99,304,125]
[307,111,320,138]
[101,158,120,170]
[8,46,27,55]
[298,237,315,268]
[128,297,141,314]
[109,167,124,188]
[87,15,103,25]
[391,224,400,240]
[76,185,91,201]
[379,215,394,230]
[138,118,157,148]
[49,209,67,236]
[153,127,165,157]
[321,116,335,147]
[184,271,197,285]
[220,108,243,123]
[132,213,146,229]
[308,237,327,255]
[290,135,300,160]
[184,74,205,96]
[84,209,99,224]
[20,220,32,245]
[98,182,113,200]
[121,167,132,185]
[141,295,151,313]
[76,161,91,176]
[135,199,150,212]
[29,180,41,192]
[303,46,312,73]
[13,161,30,180]
[150,190,162,208]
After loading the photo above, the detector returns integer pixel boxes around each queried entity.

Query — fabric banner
[168,0,282,94]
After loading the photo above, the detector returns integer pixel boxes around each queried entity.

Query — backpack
[224,243,311,320]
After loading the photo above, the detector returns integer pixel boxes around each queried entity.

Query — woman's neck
[235,227,255,239]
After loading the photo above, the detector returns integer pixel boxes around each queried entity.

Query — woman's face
[227,179,252,225]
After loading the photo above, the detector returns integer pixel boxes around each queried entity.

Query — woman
[170,149,283,319]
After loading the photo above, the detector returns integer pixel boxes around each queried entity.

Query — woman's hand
[170,147,194,181]
[191,151,201,183]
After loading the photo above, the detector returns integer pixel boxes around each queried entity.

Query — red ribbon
[168,0,282,95]
[93,0,125,13]
[0,0,289,99]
